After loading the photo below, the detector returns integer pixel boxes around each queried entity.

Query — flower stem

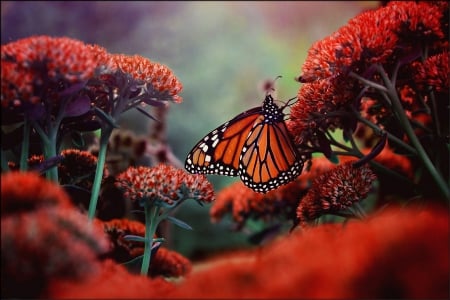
[376,64,449,199]
[87,127,112,220]
[19,119,31,171]
[141,203,160,276]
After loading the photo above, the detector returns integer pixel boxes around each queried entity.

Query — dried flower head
[115,164,214,207]
[296,161,376,227]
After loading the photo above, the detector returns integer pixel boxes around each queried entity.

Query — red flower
[1,35,107,109]
[299,1,446,82]
[168,205,449,299]
[412,51,449,94]
[296,161,376,227]
[1,171,73,215]
[288,78,359,146]
[46,259,176,299]
[116,164,214,206]
[104,53,183,103]
[211,179,304,228]
[1,207,109,298]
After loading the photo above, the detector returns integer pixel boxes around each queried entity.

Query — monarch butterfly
[185,93,303,193]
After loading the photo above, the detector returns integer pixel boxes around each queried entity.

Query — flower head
[412,51,449,94]
[1,35,107,115]
[1,171,72,215]
[211,179,303,228]
[46,259,176,299]
[296,161,377,227]
[298,2,446,82]
[1,207,109,298]
[115,164,214,207]
[105,54,183,102]
[288,77,358,147]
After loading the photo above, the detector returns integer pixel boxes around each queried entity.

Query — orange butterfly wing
[185,107,262,176]
[185,95,303,193]
[238,115,303,193]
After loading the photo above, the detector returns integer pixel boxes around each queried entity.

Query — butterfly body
[185,95,303,193]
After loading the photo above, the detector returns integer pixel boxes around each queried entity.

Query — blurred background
[1,1,379,260]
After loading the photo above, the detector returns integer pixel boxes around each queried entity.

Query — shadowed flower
[1,171,72,215]
[167,205,449,299]
[102,218,192,278]
[8,149,104,192]
[46,259,176,299]
[412,51,449,94]
[296,161,376,227]
[1,207,109,298]
[116,164,214,206]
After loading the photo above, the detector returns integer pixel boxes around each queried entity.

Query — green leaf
[166,215,193,230]
[93,107,119,128]
[123,235,146,243]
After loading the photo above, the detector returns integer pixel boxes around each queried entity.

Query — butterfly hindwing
[238,113,303,193]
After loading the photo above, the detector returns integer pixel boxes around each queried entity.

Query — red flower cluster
[46,259,175,299]
[211,179,303,227]
[168,205,449,299]
[104,53,183,103]
[116,164,214,206]
[296,161,377,227]
[1,35,107,108]
[1,171,73,214]
[1,172,109,298]
[299,1,446,82]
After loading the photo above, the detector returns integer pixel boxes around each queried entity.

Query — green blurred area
[1,1,379,259]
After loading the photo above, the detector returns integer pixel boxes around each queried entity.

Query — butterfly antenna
[263,75,283,95]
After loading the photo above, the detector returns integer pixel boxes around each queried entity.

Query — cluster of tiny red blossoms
[1,35,107,108]
[116,164,214,206]
[103,54,183,103]
[296,161,377,227]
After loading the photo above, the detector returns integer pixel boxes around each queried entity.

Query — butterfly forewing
[185,107,262,176]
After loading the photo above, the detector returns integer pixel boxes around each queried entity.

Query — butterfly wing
[185,107,262,176]
[238,115,303,193]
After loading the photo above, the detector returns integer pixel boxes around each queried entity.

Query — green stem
[376,64,449,199]
[141,203,160,276]
[351,106,417,155]
[352,202,367,219]
[88,126,113,221]
[43,126,59,182]
[19,119,31,171]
